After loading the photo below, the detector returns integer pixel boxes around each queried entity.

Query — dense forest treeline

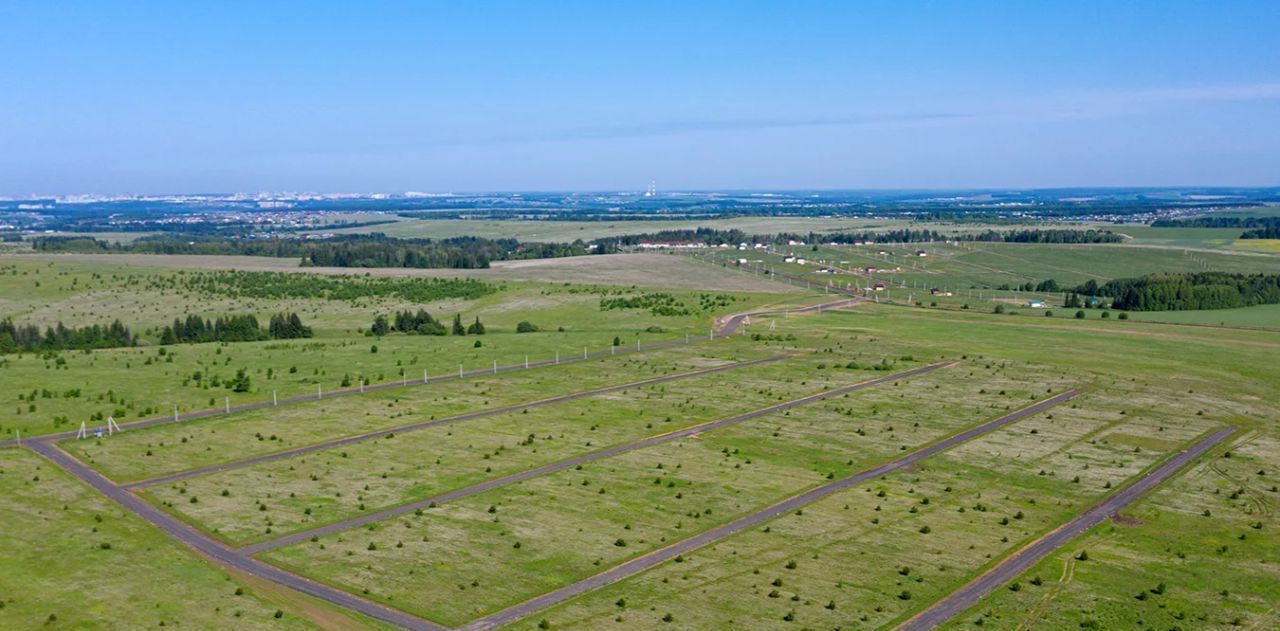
[158,312,313,344]
[1240,226,1280,239]
[31,234,589,269]
[1077,273,1280,311]
[591,227,1123,250]
[1149,215,1280,239]
[0,319,134,354]
[1151,216,1280,228]
[810,228,1124,244]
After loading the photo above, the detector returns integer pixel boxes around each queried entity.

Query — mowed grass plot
[63,341,776,482]
[255,361,1073,625]
[144,353,883,544]
[478,307,1275,629]
[0,447,382,630]
[500,394,1225,630]
[943,430,1279,630]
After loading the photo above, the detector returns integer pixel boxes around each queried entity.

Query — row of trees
[1241,225,1280,239]
[371,311,485,336]
[159,313,312,344]
[0,319,133,354]
[1152,216,1280,228]
[590,227,1123,250]
[32,233,590,269]
[999,279,1063,292]
[1082,273,1280,311]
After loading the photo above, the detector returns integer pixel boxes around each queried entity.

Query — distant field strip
[242,360,956,555]
[459,388,1082,630]
[897,426,1237,630]
[121,354,789,489]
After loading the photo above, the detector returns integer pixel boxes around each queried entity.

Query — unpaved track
[896,426,1236,630]
[243,359,955,555]
[24,440,447,631]
[14,294,865,630]
[459,389,1082,631]
[123,354,789,489]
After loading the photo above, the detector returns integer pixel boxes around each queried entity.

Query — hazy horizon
[3,1,1278,195]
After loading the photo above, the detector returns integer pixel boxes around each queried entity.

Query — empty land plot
[255,364,1068,625]
[944,380,1221,484]
[144,355,875,545]
[63,343,774,482]
[0,447,375,630]
[946,430,1279,630]
[499,411,1216,630]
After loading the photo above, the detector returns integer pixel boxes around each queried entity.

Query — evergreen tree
[231,368,251,392]
[452,314,466,336]
[372,315,390,337]
[467,316,486,335]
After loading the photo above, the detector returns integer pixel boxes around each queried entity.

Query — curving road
[123,354,789,489]
[896,426,1237,631]
[243,359,955,555]
[459,388,1082,631]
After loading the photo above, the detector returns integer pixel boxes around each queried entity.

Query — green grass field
[2,239,1278,630]
[257,359,1073,625]
[0,447,387,629]
[1,258,813,439]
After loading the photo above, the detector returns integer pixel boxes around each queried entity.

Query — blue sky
[2,1,1278,195]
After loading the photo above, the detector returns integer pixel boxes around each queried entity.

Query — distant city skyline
[2,1,1278,195]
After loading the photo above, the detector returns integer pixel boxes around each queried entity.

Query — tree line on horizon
[590,227,1123,251]
[1150,215,1280,239]
[31,233,590,269]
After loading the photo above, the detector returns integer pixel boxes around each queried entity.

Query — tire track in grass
[897,426,1236,630]
[25,440,447,631]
